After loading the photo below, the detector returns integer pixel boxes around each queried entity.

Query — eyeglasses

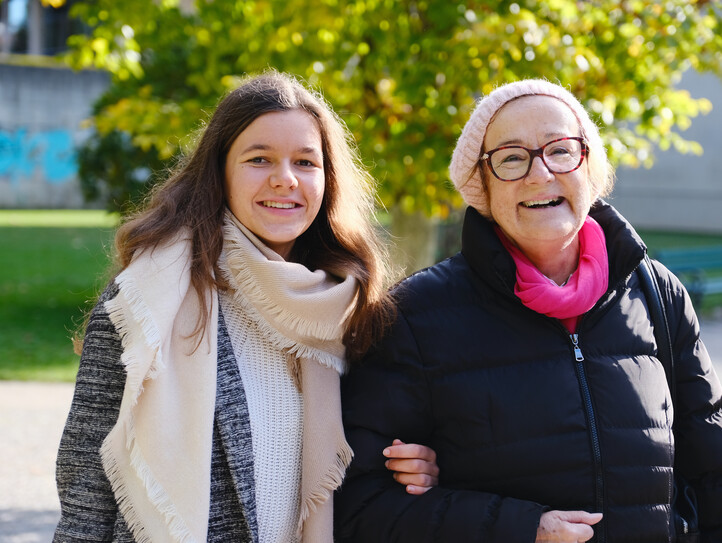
[479,136,588,182]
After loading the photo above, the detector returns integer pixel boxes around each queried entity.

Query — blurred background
[2,0,722,541]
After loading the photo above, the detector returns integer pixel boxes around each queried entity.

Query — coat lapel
[214,310,259,542]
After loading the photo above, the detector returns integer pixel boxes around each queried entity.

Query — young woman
[54,71,438,543]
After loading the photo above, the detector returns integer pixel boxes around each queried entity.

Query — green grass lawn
[638,229,722,253]
[0,210,117,382]
[0,209,119,228]
[639,229,722,316]
[2,211,722,383]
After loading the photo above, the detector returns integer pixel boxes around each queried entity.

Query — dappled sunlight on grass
[0,209,119,228]
[2,213,722,381]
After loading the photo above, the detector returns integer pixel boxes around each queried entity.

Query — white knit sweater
[220,290,303,543]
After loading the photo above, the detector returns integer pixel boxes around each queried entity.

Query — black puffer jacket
[336,201,722,543]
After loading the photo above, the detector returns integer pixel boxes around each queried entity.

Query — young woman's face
[224,110,325,259]
[483,95,592,254]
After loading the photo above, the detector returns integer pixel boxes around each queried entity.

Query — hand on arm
[338,312,548,540]
[383,439,440,495]
[535,510,603,542]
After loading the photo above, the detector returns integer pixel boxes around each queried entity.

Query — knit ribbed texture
[219,290,302,543]
[219,209,355,543]
[449,79,605,216]
[220,212,356,375]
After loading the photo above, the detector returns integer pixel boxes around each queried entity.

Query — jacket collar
[460,199,647,295]
[460,206,517,293]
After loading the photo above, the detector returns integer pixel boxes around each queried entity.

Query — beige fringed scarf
[101,211,357,543]
[220,212,357,541]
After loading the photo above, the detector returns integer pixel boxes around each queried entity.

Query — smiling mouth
[521,197,564,209]
[261,201,298,209]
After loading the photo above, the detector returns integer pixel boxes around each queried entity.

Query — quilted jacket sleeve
[335,308,546,543]
[54,283,126,542]
[654,261,722,543]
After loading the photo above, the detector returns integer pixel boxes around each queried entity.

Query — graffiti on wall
[0,128,76,184]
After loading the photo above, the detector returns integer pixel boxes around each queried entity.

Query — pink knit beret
[449,79,606,216]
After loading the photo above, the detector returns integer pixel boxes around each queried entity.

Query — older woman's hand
[536,510,603,542]
[383,439,440,495]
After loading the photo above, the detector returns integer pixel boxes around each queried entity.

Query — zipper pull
[571,334,584,362]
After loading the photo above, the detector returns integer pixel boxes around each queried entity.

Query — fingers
[536,510,603,542]
[385,457,440,477]
[389,469,438,488]
[404,484,432,495]
[383,439,440,495]
[553,510,603,527]
[575,512,603,526]
[383,439,440,478]
[383,439,437,463]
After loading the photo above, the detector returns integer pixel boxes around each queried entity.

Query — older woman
[335,80,722,542]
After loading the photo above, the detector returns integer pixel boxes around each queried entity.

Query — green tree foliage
[66,0,722,219]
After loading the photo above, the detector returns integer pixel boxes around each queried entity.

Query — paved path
[0,382,73,542]
[2,319,721,542]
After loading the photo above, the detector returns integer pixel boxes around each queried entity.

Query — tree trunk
[389,208,439,277]
[28,0,43,55]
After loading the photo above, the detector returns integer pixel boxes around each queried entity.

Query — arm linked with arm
[335,309,546,543]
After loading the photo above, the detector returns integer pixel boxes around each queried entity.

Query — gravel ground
[2,319,721,543]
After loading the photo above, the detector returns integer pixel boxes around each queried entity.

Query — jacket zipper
[570,333,606,542]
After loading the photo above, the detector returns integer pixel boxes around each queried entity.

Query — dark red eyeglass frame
[479,136,589,182]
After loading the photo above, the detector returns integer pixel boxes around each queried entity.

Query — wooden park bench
[653,246,722,306]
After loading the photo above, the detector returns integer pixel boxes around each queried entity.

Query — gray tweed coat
[54,283,259,542]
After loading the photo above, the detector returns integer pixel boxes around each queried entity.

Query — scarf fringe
[221,249,348,341]
[296,440,354,539]
[129,443,195,543]
[102,272,196,543]
[107,272,166,380]
[101,437,196,543]
[221,221,353,344]
[286,352,303,393]
[100,443,152,543]
[222,274,348,375]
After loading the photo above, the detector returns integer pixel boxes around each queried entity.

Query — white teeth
[522,198,561,208]
[262,201,296,209]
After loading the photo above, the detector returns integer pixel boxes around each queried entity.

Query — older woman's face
[483,95,592,253]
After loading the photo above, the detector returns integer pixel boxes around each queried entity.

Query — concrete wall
[611,71,722,233]
[1,61,721,228]
[0,63,108,208]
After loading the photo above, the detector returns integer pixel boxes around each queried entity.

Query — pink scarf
[497,216,609,333]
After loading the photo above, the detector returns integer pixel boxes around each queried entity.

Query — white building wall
[611,71,722,233]
[1,62,720,221]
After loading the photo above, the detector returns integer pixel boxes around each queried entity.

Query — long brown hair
[112,71,395,361]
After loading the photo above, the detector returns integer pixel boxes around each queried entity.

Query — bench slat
[653,246,722,302]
